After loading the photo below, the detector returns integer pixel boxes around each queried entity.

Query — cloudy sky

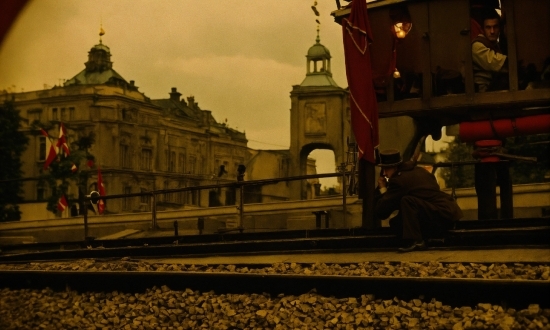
[0,0,352,185]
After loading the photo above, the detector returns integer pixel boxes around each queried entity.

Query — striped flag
[97,166,106,214]
[57,195,68,211]
[40,129,58,169]
[56,123,70,156]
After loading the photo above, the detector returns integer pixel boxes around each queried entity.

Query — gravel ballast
[1,259,549,329]
[1,286,549,330]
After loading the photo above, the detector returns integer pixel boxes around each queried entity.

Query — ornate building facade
[1,39,256,220]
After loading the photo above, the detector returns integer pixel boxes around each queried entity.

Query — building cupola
[300,27,339,87]
[85,25,113,73]
[63,26,137,91]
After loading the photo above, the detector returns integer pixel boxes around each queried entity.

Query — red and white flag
[57,195,68,212]
[97,166,106,214]
[71,163,78,172]
[40,129,58,169]
[342,0,380,164]
[56,123,70,156]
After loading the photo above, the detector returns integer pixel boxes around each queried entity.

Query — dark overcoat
[375,162,463,224]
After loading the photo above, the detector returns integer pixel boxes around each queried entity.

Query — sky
[0,0,351,186]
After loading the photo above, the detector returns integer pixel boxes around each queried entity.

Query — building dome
[92,43,110,52]
[299,32,339,88]
[307,41,331,59]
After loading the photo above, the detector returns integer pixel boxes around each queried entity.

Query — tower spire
[99,22,105,44]
[316,24,320,44]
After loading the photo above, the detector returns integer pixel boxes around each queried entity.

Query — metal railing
[82,171,357,239]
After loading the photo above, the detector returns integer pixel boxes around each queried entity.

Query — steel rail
[0,269,548,309]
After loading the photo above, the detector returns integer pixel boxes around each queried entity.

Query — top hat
[378,149,402,167]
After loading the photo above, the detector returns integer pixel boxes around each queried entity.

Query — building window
[37,185,45,201]
[140,188,150,206]
[176,186,184,205]
[39,136,46,160]
[189,156,196,174]
[165,150,170,171]
[28,110,41,122]
[69,107,75,121]
[140,149,152,171]
[169,151,176,172]
[187,183,199,206]
[163,181,170,202]
[122,186,132,211]
[120,144,130,168]
[52,108,58,121]
[179,153,186,173]
[60,108,67,121]
[199,156,205,174]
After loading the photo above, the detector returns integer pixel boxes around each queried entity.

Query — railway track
[1,218,548,328]
[0,258,549,329]
[1,263,549,308]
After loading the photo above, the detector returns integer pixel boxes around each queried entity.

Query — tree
[441,138,476,189]
[441,134,550,188]
[35,126,96,215]
[504,134,550,184]
[0,102,29,221]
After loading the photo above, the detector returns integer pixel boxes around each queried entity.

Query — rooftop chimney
[169,87,182,101]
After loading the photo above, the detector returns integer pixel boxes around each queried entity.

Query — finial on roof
[316,25,320,44]
[312,1,320,44]
[99,23,105,44]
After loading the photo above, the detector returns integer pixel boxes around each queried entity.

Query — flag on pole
[97,166,106,214]
[56,123,70,156]
[40,129,58,169]
[342,0,380,164]
[57,195,68,211]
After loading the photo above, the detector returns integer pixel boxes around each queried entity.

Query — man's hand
[378,176,387,189]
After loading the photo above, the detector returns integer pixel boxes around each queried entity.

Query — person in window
[472,9,508,92]
[374,149,463,252]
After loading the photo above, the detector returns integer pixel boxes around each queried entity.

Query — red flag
[56,123,70,156]
[97,166,106,214]
[342,0,380,164]
[40,129,58,169]
[57,195,68,211]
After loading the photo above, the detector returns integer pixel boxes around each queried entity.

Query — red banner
[342,0,380,164]
[57,195,68,212]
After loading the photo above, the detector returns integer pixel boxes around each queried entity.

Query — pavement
[146,247,550,265]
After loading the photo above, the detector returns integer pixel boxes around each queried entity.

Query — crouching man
[374,149,463,252]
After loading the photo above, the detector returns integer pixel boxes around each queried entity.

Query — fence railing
[82,171,356,239]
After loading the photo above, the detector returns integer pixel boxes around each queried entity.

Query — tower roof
[307,34,331,59]
[64,29,136,91]
[300,30,339,88]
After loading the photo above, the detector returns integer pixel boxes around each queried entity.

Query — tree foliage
[38,129,96,215]
[440,138,476,189]
[442,134,550,189]
[0,102,29,222]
